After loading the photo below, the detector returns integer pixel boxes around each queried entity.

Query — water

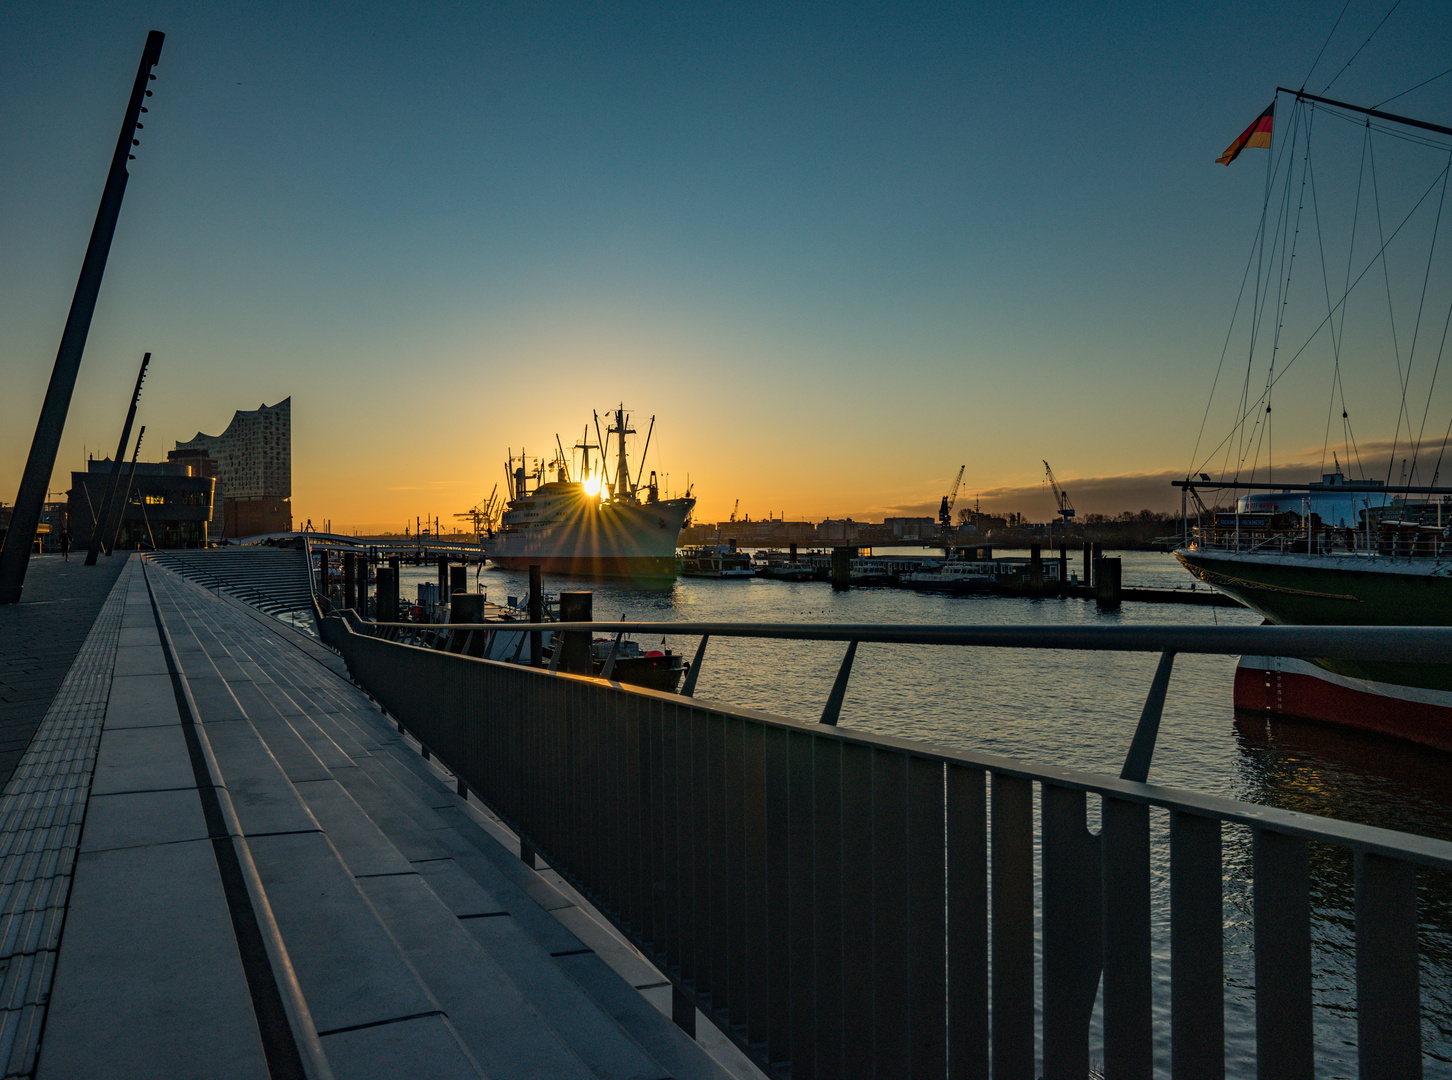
[394,548,1452,1074]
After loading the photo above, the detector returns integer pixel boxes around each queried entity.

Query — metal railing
[322,613,1452,1079]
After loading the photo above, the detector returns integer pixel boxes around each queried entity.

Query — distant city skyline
[3,3,1449,532]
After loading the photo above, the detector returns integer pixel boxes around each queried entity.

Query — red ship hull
[1235,655,1452,753]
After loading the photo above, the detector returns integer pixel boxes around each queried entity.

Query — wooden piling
[1095,557,1122,610]
[343,552,356,611]
[528,565,543,669]
[558,591,592,673]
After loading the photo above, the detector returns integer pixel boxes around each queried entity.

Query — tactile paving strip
[0,564,130,1077]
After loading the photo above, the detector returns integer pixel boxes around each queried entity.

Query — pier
[0,554,743,1079]
[0,547,1447,1076]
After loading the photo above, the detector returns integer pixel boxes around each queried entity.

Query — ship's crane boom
[1044,460,1075,523]
[938,465,965,531]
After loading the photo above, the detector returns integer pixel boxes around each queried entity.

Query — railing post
[819,640,858,726]
[1253,829,1313,1080]
[991,773,1034,1080]
[1121,651,1176,782]
[1102,796,1152,1078]
[1042,783,1101,1080]
[1355,852,1421,1079]
[681,635,709,697]
[1170,811,1224,1080]
[601,632,623,680]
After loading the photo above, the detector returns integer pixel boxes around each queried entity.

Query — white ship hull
[487,490,693,578]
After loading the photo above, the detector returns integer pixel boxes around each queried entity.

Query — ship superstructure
[486,406,694,578]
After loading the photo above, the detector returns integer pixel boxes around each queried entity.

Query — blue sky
[3,1,1449,528]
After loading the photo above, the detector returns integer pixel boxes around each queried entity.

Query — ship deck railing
[323,612,1452,1078]
[1195,524,1451,559]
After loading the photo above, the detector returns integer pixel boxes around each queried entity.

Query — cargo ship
[485,406,695,579]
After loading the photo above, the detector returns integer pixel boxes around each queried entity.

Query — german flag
[1217,102,1274,165]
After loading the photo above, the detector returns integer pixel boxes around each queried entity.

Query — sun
[582,474,603,497]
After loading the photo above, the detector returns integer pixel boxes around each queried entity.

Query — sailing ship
[1175,86,1452,749]
[485,406,695,578]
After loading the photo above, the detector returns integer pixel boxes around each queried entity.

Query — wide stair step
[144,563,732,1080]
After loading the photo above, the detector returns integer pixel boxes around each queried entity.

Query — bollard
[1058,543,1068,595]
[831,546,853,591]
[343,551,357,611]
[558,591,592,673]
[528,565,543,668]
[1095,557,1122,610]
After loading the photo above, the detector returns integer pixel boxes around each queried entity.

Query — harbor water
[393,548,1452,1074]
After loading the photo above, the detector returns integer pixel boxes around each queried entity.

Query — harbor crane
[729,499,739,523]
[454,484,501,539]
[938,465,965,532]
[1043,460,1075,524]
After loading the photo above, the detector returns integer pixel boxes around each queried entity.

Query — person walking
[59,529,72,562]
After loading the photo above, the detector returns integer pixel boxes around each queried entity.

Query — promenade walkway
[0,556,745,1079]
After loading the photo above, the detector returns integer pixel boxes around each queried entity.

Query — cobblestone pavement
[0,555,129,787]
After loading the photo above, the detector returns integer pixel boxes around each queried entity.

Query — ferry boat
[485,406,695,579]
[678,544,754,578]
[1175,86,1452,749]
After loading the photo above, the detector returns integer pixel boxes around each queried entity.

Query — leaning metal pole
[85,352,150,564]
[107,427,145,556]
[0,30,163,604]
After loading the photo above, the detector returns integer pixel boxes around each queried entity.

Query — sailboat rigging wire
[1300,0,1354,92]
[1244,102,1306,482]
[1194,153,1452,480]
[1308,139,1344,478]
[1370,132,1415,497]
[1320,0,1403,95]
[1375,65,1452,109]
[1401,151,1452,490]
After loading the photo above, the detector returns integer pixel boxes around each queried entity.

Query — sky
[3,1,1450,531]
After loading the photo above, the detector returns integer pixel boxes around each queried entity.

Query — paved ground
[0,555,129,785]
[0,556,755,1079]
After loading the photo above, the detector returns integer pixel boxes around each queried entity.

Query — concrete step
[147,569,487,1080]
[149,565,738,1079]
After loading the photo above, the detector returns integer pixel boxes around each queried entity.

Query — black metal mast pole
[0,30,163,604]
[108,427,145,555]
[85,352,150,564]
[1275,86,1452,138]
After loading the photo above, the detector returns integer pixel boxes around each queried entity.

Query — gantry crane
[938,465,965,532]
[454,484,501,539]
[1043,460,1075,524]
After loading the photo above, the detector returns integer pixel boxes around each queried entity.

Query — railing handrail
[353,616,1452,663]
[329,612,1452,870]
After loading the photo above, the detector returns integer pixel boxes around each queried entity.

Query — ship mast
[609,405,635,500]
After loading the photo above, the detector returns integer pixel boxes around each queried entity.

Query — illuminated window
[145,495,164,505]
